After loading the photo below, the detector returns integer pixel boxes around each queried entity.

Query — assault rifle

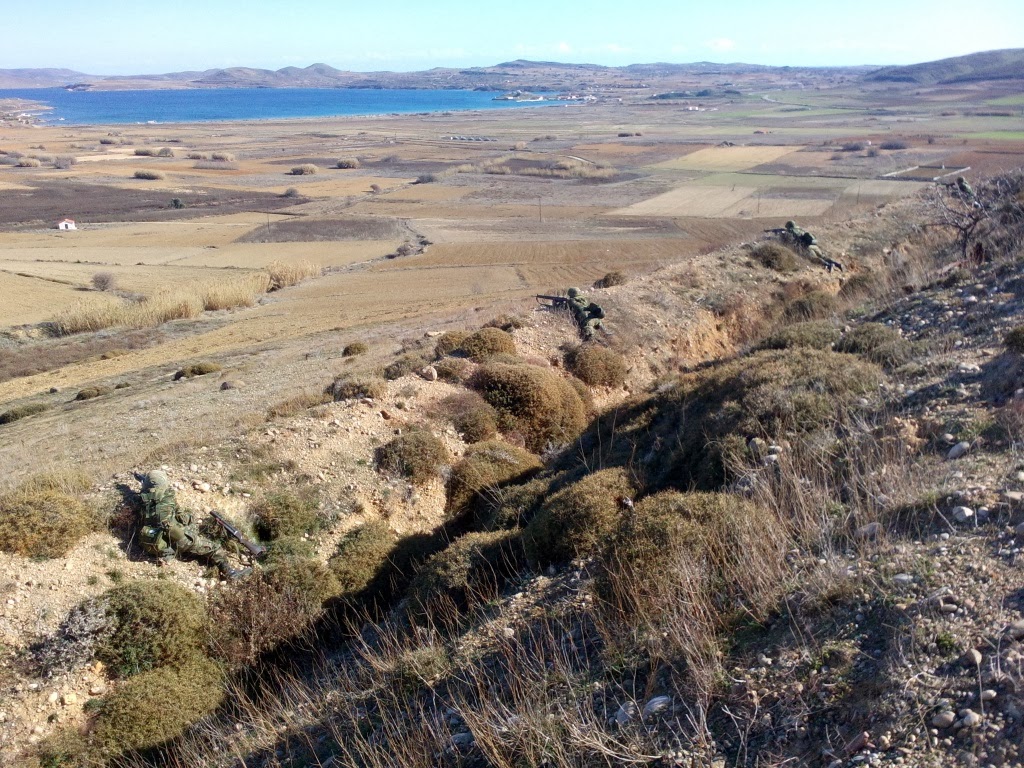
[763,227,789,236]
[210,510,266,559]
[535,294,570,308]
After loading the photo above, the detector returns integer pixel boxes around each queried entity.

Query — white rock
[952,506,974,523]
[980,689,997,702]
[47,692,59,704]
[642,696,672,718]
[958,710,982,728]
[931,711,956,728]
[893,573,914,586]
[61,692,78,706]
[1003,491,1024,504]
[420,365,438,382]
[947,442,971,460]
[88,683,106,696]
[1008,620,1024,640]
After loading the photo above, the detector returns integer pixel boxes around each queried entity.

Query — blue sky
[3,0,1023,74]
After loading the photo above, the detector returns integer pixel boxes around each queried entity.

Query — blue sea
[0,87,559,125]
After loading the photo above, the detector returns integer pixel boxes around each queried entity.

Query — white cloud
[605,43,630,54]
[558,41,573,53]
[706,37,736,52]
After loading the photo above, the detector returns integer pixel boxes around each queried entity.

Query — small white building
[57,218,76,231]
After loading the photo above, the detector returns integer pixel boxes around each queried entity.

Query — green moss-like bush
[475,476,551,531]
[836,322,913,370]
[565,345,627,387]
[434,330,471,358]
[251,487,321,540]
[751,242,799,272]
[1005,326,1024,354]
[328,521,395,595]
[375,429,449,485]
[407,530,524,618]
[383,352,431,380]
[94,581,208,678]
[456,328,517,362]
[0,402,50,424]
[0,473,101,558]
[434,357,473,384]
[328,375,386,401]
[471,363,587,452]
[342,341,369,356]
[446,440,542,520]
[756,321,841,351]
[75,386,113,401]
[524,468,636,566]
[173,361,222,380]
[90,658,224,757]
[439,391,498,443]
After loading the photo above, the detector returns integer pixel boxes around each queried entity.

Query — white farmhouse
[57,218,77,231]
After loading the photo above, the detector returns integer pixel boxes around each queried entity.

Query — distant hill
[866,48,1024,84]
[0,68,93,88]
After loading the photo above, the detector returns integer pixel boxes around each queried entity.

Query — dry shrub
[752,241,799,272]
[343,341,369,357]
[458,328,517,362]
[93,581,208,678]
[434,357,472,384]
[251,487,322,540]
[564,345,627,387]
[266,391,331,419]
[91,271,117,292]
[53,290,206,335]
[329,521,395,596]
[756,320,841,351]
[328,375,387,401]
[265,260,322,290]
[157,147,174,158]
[211,152,235,161]
[133,148,157,157]
[524,468,636,566]
[434,330,470,357]
[483,314,528,331]
[407,530,524,619]
[438,391,499,443]
[0,402,50,424]
[376,429,449,485]
[594,270,628,288]
[383,351,431,380]
[291,164,318,175]
[835,322,914,370]
[1005,326,1024,354]
[0,472,101,558]
[200,272,271,310]
[75,386,112,400]
[336,157,360,169]
[133,170,164,180]
[194,160,239,170]
[16,157,42,167]
[471,363,587,452]
[446,440,542,520]
[475,476,550,531]
[90,658,224,757]
[174,361,222,380]
[785,289,839,320]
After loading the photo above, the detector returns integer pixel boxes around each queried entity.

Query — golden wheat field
[651,145,800,172]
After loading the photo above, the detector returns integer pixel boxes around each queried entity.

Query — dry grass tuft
[1005,326,1024,354]
[336,158,360,169]
[437,391,499,443]
[75,386,113,400]
[329,521,395,596]
[785,289,839,320]
[446,439,542,520]
[0,471,101,558]
[434,330,471,358]
[265,260,322,290]
[133,170,164,180]
[201,272,272,310]
[752,241,800,272]
[342,341,369,357]
[836,322,914,370]
[328,375,386,401]
[594,270,628,288]
[291,163,318,175]
[0,402,51,424]
[757,320,841,351]
[266,391,332,419]
[174,361,222,380]
[457,327,517,362]
[434,357,473,384]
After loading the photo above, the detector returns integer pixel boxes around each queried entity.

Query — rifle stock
[210,510,266,558]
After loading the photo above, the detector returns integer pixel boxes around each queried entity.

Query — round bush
[174,361,222,380]
[565,345,627,387]
[376,429,449,485]
[0,474,101,559]
[440,391,498,443]
[407,531,524,618]
[751,242,799,272]
[1005,326,1024,354]
[90,658,225,757]
[458,328,517,362]
[336,158,360,169]
[329,521,395,595]
[836,322,913,370]
[595,270,627,288]
[475,476,551,531]
[446,440,542,520]
[251,487,321,540]
[434,330,471,358]
[342,341,369,357]
[291,164,318,175]
[93,581,208,678]
[785,290,838,320]
[75,386,112,400]
[470,363,587,452]
[133,170,164,180]
[756,321,841,351]
[524,468,636,566]
[434,357,473,384]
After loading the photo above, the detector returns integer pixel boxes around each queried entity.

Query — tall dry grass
[200,273,271,311]
[265,260,322,290]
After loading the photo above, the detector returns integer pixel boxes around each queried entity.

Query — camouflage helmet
[567,287,581,298]
[785,220,796,230]
[957,176,966,183]
[146,470,170,491]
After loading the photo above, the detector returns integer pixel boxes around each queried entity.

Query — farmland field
[651,145,800,171]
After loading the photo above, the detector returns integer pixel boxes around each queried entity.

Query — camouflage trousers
[159,519,230,572]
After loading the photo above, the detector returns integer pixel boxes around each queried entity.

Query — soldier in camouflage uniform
[138,470,249,580]
[566,287,605,341]
[784,221,844,273]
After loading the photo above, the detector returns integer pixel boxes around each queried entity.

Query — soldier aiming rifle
[764,221,845,274]
[537,288,605,340]
[136,470,259,580]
